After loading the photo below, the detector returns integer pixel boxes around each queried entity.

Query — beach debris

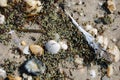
[24,58,46,75]
[29,44,44,56]
[0,0,7,7]
[107,0,116,13]
[0,68,6,80]
[59,40,68,50]
[24,0,42,14]
[89,69,96,78]
[0,14,5,24]
[45,40,61,54]
[65,10,111,61]
[21,41,26,46]
[23,46,30,55]
[107,64,113,77]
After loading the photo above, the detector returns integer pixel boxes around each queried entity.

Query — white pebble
[0,14,5,24]
[59,41,68,50]
[24,0,42,14]
[0,68,6,79]
[0,0,7,7]
[85,24,93,31]
[89,69,96,78]
[45,40,61,54]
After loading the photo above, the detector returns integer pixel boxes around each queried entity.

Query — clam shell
[45,40,61,54]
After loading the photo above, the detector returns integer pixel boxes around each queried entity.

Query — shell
[45,40,61,54]
[0,68,6,79]
[107,64,113,77]
[0,0,7,7]
[29,44,44,56]
[24,58,46,75]
[23,46,30,54]
[0,14,5,24]
[24,0,42,14]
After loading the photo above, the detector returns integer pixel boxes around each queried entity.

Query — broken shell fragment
[29,44,44,56]
[24,0,42,14]
[0,14,5,24]
[0,0,7,7]
[0,68,6,80]
[24,58,46,75]
[107,0,116,13]
[23,46,30,55]
[107,64,113,77]
[45,40,61,54]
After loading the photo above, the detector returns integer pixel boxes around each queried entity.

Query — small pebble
[0,14,5,24]
[107,0,116,13]
[89,69,96,78]
[24,58,46,75]
[102,76,110,80]
[29,44,44,56]
[59,41,68,50]
[45,40,61,54]
[0,0,7,7]
[21,41,26,46]
[24,0,42,14]
[0,68,6,80]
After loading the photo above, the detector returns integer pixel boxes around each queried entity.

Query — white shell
[45,40,61,54]
[89,69,96,78]
[24,0,42,14]
[0,68,7,79]
[0,14,5,24]
[107,64,113,77]
[23,46,30,54]
[0,0,7,7]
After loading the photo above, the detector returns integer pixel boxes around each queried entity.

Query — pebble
[23,46,30,54]
[24,58,46,75]
[7,75,22,80]
[45,40,61,54]
[0,68,6,80]
[24,0,42,14]
[0,0,7,7]
[29,44,44,56]
[21,41,26,46]
[107,64,113,77]
[0,14,5,24]
[74,57,83,65]
[102,76,110,80]
[59,41,68,50]
[89,69,96,78]
[107,0,116,13]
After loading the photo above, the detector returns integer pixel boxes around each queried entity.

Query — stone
[0,0,7,7]
[0,69,6,80]
[45,40,61,54]
[102,76,110,80]
[7,75,22,80]
[24,0,42,14]
[23,46,30,54]
[107,0,116,13]
[24,58,46,75]
[59,41,68,50]
[21,41,26,46]
[0,14,5,24]
[29,44,44,56]
[89,69,96,78]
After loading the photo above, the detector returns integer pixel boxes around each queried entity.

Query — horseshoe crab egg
[24,58,46,75]
[45,40,61,54]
